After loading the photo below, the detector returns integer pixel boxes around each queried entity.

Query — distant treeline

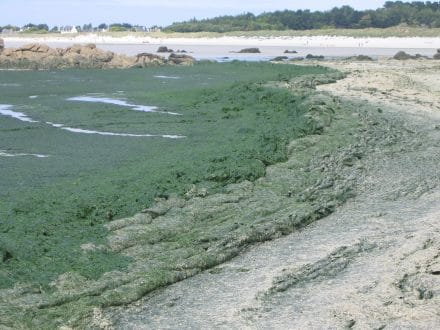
[0,23,161,34]
[165,1,440,32]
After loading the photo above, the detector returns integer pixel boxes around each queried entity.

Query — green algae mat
[0,62,351,327]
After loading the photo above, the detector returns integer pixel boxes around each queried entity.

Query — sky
[0,1,410,28]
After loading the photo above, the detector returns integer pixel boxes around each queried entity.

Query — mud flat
[101,59,440,328]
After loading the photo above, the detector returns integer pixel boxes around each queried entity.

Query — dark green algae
[0,61,351,327]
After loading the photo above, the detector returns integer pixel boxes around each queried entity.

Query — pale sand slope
[4,34,440,48]
[101,59,440,329]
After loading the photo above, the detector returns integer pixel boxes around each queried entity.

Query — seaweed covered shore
[0,62,346,327]
[2,57,437,328]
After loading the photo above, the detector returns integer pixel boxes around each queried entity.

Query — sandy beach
[3,34,440,60]
[3,34,440,48]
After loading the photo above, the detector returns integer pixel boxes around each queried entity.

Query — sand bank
[3,34,440,49]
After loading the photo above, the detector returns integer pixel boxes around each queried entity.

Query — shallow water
[0,105,38,123]
[67,96,181,115]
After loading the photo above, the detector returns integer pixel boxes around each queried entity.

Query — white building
[60,26,78,34]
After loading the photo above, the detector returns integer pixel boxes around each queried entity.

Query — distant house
[133,25,147,32]
[60,26,78,34]
[147,27,161,32]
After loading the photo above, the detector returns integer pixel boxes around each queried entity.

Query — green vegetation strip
[164,2,440,33]
[0,62,368,327]
[11,24,440,39]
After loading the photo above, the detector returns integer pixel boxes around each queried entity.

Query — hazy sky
[0,1,409,27]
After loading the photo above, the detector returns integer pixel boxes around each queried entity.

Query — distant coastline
[3,30,440,62]
[3,31,440,49]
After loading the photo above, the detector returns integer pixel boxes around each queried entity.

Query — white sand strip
[3,35,440,49]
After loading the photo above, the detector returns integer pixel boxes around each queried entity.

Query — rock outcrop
[168,53,196,66]
[135,52,166,65]
[0,38,4,53]
[434,49,440,60]
[0,43,196,69]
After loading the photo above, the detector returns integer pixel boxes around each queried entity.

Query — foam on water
[154,75,181,79]
[0,83,21,87]
[47,122,185,139]
[67,96,181,115]
[0,105,39,123]
[0,150,49,158]
[0,105,184,139]
[46,122,63,127]
[29,95,39,99]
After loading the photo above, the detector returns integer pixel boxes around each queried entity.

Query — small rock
[393,51,412,60]
[284,49,298,54]
[345,319,356,328]
[237,48,260,53]
[346,55,373,61]
[393,51,426,60]
[270,56,288,62]
[305,54,325,60]
[0,38,4,52]
[157,46,173,53]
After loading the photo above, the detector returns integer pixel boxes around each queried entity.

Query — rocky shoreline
[0,38,195,69]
